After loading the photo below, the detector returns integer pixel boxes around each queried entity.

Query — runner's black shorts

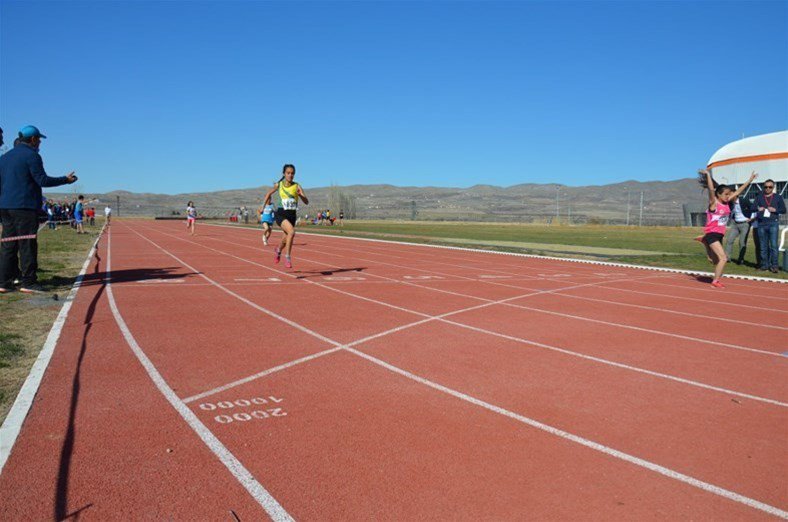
[275,209,297,227]
[703,232,724,245]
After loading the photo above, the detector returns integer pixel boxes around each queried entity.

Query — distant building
[707,130,787,195]
[683,130,788,226]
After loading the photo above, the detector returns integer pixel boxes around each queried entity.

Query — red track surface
[1,220,786,520]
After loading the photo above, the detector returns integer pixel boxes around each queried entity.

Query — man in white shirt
[723,195,754,264]
[104,206,112,225]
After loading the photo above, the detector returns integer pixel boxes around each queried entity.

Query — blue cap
[19,125,47,139]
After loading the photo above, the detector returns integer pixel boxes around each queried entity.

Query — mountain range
[48,178,707,225]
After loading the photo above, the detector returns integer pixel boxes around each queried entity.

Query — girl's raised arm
[731,171,757,198]
[698,168,716,208]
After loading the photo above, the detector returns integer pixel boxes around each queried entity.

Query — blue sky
[1,0,786,194]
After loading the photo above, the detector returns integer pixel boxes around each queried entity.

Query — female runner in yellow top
[263,164,309,268]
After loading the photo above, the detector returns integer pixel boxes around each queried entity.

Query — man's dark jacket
[0,143,70,210]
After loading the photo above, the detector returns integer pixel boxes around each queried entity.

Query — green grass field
[0,225,100,423]
[295,220,787,279]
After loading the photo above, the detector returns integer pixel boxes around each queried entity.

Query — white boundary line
[0,227,103,475]
[105,228,293,521]
[291,229,788,284]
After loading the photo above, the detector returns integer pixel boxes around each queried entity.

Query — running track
[1,220,786,520]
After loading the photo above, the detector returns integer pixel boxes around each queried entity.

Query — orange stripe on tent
[708,152,788,169]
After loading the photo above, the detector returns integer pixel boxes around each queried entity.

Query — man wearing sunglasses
[754,179,786,273]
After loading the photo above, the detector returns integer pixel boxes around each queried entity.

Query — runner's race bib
[282,198,298,211]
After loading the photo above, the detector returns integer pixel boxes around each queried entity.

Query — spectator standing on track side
[0,125,77,294]
[104,205,112,225]
[87,207,96,226]
[46,201,56,230]
[74,195,86,234]
[754,179,786,273]
[724,194,755,264]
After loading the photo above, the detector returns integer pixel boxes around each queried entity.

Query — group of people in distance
[696,169,786,287]
[309,209,343,226]
[185,164,309,269]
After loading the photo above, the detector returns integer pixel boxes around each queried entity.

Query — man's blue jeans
[757,221,779,269]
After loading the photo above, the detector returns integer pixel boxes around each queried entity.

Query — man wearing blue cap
[0,125,77,293]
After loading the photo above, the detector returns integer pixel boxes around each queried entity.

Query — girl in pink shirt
[696,168,757,288]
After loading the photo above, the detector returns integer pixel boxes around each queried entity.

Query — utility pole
[638,191,644,227]
[626,189,631,226]
[117,195,121,217]
[555,186,559,223]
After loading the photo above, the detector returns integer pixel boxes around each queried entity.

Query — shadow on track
[689,274,714,284]
[75,267,198,286]
[293,267,366,280]
[54,248,105,520]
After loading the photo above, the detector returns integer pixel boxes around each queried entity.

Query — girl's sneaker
[284,256,292,269]
[710,279,725,289]
[274,247,281,264]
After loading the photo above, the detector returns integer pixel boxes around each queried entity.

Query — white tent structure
[708,130,788,194]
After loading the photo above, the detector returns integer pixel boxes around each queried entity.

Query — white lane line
[290,229,788,285]
[632,278,788,302]
[183,347,343,404]
[140,224,788,518]
[137,227,602,399]
[535,291,788,332]
[343,347,788,520]
[0,228,103,475]
[222,229,787,331]
[496,301,776,357]
[293,233,788,317]
[332,241,786,329]
[105,228,293,521]
[596,283,788,314]
[435,317,788,407]
[152,227,787,408]
[205,232,782,359]
[291,241,778,356]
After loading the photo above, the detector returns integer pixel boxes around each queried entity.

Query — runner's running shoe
[274,247,281,264]
[710,279,725,289]
[284,256,292,269]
